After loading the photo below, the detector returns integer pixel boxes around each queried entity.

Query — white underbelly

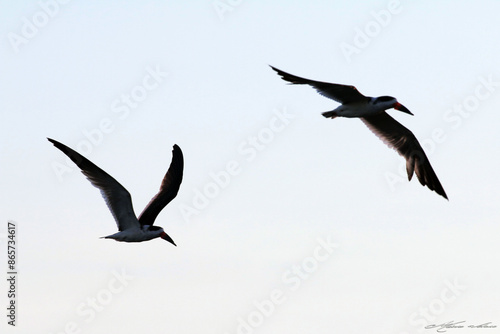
[334,102,383,118]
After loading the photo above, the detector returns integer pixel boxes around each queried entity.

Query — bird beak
[160,232,177,246]
[394,102,413,115]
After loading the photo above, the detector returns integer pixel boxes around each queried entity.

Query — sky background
[1,1,500,333]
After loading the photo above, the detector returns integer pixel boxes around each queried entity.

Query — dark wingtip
[172,144,183,157]
[439,190,449,201]
[428,176,448,201]
[47,138,65,151]
[270,65,288,75]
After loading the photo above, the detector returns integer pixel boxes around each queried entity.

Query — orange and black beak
[160,232,177,246]
[394,102,413,115]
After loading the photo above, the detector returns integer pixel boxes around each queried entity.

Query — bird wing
[48,138,139,231]
[138,144,184,227]
[360,113,448,199]
[270,65,368,104]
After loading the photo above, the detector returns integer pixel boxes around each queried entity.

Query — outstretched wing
[48,138,139,230]
[360,113,448,199]
[138,145,184,226]
[270,65,368,104]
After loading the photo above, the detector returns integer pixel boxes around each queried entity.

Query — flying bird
[48,138,184,245]
[270,66,447,200]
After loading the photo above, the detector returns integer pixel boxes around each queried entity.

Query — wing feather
[138,145,184,226]
[360,113,448,199]
[48,138,139,230]
[270,65,368,103]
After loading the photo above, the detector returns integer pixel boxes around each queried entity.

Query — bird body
[101,225,170,243]
[270,65,448,200]
[48,138,183,245]
[323,97,404,118]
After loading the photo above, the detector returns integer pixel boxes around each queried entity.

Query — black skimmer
[270,66,448,200]
[48,138,183,244]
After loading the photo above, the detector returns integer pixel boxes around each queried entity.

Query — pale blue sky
[1,1,500,333]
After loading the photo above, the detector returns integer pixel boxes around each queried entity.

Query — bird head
[374,96,413,115]
[148,225,176,246]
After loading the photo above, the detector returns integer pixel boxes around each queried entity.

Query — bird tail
[322,111,338,119]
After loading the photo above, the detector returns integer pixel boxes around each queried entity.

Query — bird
[48,138,184,245]
[270,65,448,200]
